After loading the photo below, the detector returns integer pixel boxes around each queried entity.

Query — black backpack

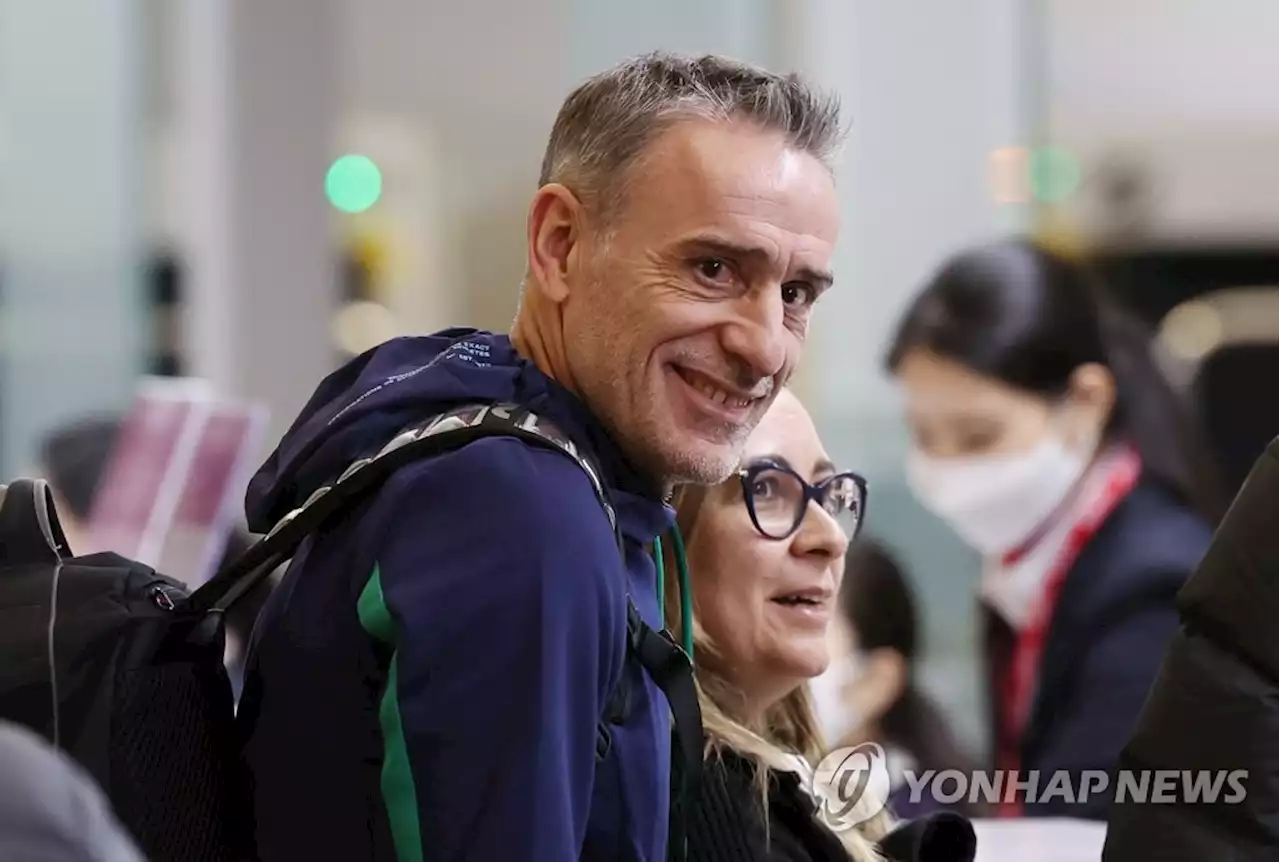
[0,402,702,862]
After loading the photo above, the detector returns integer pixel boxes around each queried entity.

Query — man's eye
[782,282,817,308]
[695,258,731,282]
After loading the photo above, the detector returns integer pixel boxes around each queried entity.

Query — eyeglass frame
[736,460,869,542]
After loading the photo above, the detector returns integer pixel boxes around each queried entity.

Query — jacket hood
[244,328,669,540]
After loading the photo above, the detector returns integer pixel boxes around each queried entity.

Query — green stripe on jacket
[357,565,424,862]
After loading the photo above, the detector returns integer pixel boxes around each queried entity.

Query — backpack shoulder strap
[627,599,704,861]
[0,479,71,567]
[190,402,619,613]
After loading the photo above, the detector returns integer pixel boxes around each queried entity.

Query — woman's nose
[790,500,849,561]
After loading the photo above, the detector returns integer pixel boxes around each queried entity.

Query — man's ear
[526,183,585,304]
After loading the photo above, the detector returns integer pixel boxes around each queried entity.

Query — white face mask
[906,434,1093,557]
[809,649,865,744]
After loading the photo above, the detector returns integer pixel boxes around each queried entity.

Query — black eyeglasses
[737,461,869,541]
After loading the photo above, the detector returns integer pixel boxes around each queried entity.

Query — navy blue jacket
[235,329,674,861]
[981,478,1213,820]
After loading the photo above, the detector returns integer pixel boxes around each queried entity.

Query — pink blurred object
[85,377,267,589]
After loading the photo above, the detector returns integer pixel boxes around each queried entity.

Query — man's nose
[721,289,789,380]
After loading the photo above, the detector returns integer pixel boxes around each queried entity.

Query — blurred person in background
[884,238,1223,820]
[38,415,122,555]
[237,52,844,862]
[667,390,976,862]
[822,540,981,820]
[0,719,144,862]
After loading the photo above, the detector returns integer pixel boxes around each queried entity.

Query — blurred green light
[1030,146,1081,204]
[325,154,382,213]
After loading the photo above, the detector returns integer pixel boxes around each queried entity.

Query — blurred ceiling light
[332,300,398,355]
[1160,299,1224,361]
[1034,211,1088,260]
[348,228,391,289]
[989,147,1031,204]
[325,154,383,214]
[1195,287,1273,335]
[1030,146,1082,204]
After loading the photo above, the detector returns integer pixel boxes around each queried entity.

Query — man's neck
[511,296,672,501]
[509,303,579,395]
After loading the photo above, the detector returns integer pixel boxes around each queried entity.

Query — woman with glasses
[663,389,975,862]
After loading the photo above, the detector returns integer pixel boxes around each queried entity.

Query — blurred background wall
[0,0,1275,751]
[0,0,148,477]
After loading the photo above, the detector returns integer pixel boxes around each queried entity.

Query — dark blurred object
[341,248,373,303]
[40,417,124,520]
[335,245,377,364]
[1094,246,1277,324]
[1095,156,1156,245]
[147,250,183,377]
[1195,344,1279,495]
[841,540,981,819]
[1104,438,1278,862]
[878,812,978,862]
[1095,245,1279,498]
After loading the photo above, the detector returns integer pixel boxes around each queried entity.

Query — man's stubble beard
[633,385,754,489]
[660,433,747,487]
[582,330,739,491]
[659,391,778,487]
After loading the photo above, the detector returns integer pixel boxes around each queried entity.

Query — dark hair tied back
[886,238,1224,524]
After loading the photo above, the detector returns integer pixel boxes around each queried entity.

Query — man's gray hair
[539,51,844,223]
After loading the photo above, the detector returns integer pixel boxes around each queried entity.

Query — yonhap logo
[812,743,892,830]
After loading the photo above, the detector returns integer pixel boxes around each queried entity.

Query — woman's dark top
[688,748,976,862]
[981,477,1213,820]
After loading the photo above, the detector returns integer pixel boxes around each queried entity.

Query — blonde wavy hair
[662,484,896,861]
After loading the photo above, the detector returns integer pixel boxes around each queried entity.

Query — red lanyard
[995,445,1141,817]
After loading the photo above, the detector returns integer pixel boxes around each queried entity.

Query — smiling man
[237,52,842,862]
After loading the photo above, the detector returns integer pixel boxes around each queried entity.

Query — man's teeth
[691,378,751,408]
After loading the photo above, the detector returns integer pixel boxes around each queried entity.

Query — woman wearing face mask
[885,238,1223,821]
[667,390,976,862]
